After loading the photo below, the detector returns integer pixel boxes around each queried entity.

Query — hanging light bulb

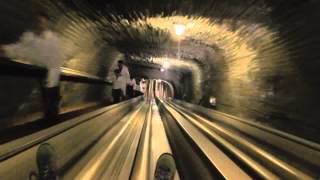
[174,24,186,36]
[163,61,170,68]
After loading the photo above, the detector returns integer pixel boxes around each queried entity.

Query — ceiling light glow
[174,24,186,36]
[163,61,170,68]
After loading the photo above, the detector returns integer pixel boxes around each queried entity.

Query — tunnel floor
[0,87,319,179]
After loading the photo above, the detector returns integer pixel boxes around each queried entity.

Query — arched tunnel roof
[1,0,320,138]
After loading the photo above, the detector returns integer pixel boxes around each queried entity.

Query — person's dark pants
[127,85,134,98]
[42,86,60,122]
[134,90,143,97]
[112,89,123,103]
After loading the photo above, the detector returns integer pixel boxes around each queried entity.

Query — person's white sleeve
[124,66,130,84]
[122,86,126,96]
[3,44,20,58]
[126,68,130,80]
[3,32,34,59]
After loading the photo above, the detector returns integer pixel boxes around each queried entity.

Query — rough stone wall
[0,76,43,128]
[0,1,121,128]
[202,1,320,138]
[0,77,114,129]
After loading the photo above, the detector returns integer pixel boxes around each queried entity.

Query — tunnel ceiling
[2,0,319,86]
[39,0,305,65]
[3,0,314,71]
[31,0,316,81]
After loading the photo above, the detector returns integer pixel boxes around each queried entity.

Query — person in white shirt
[112,69,126,103]
[117,60,131,95]
[117,60,130,82]
[0,12,65,121]
[134,79,143,97]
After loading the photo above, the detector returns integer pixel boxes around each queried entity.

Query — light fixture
[174,24,186,36]
[160,67,165,72]
[209,97,217,106]
[163,61,170,68]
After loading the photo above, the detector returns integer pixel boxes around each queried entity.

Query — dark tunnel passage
[1,0,320,179]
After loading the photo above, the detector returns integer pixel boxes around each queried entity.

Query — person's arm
[121,77,127,96]
[112,74,118,83]
[124,66,131,83]
[2,32,34,59]
[126,68,130,79]
[2,43,22,58]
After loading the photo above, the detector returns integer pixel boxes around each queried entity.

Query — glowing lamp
[174,24,186,36]
[209,97,217,106]
[163,61,170,68]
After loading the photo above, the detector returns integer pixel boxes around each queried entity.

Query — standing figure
[127,77,136,98]
[112,69,126,103]
[117,60,130,96]
[134,79,143,97]
[0,12,65,122]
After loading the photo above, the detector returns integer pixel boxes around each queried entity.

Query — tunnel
[0,0,320,179]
